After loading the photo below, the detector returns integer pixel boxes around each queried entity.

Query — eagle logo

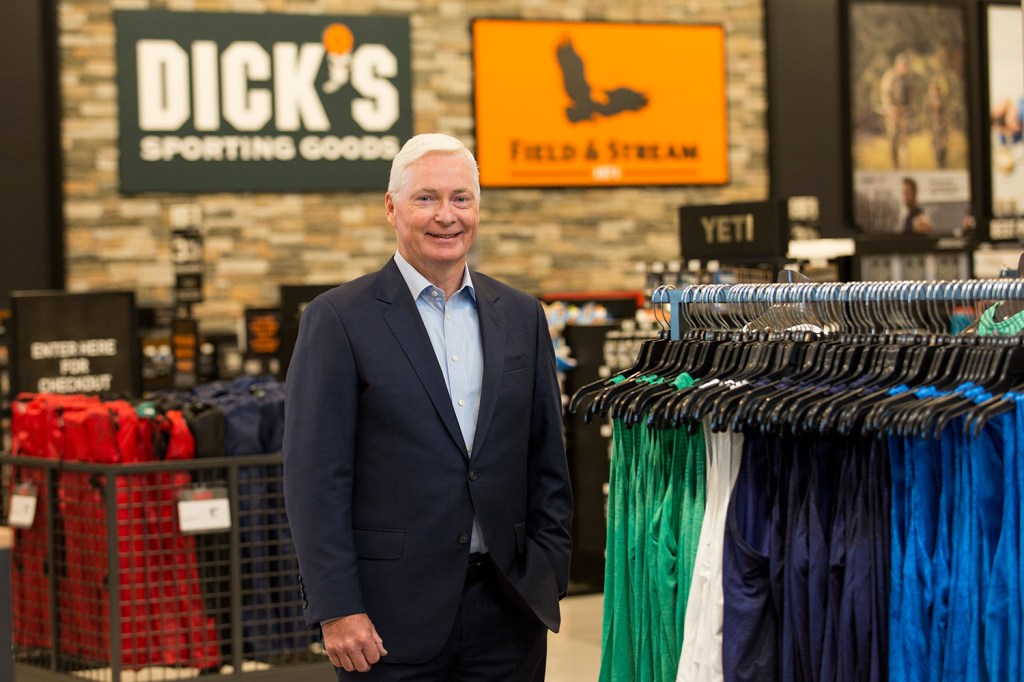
[556,38,649,123]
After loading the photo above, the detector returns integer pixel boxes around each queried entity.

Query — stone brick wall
[60,0,767,332]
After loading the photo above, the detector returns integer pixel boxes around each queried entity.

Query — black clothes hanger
[637,283,769,430]
[868,341,959,436]
[655,271,830,431]
[608,334,702,425]
[754,282,932,434]
[785,336,890,434]
[660,270,807,430]
[896,336,1009,436]
[728,335,833,431]
[603,320,741,427]
[582,334,671,423]
[964,370,1024,437]
[617,331,722,427]
[752,332,864,433]
[820,339,919,434]
[717,335,813,432]
[730,285,852,432]
[767,282,931,434]
[718,334,835,434]
[640,330,739,430]
[670,331,764,419]
[702,331,813,432]
[583,278,1024,440]
[574,286,695,423]
[567,327,669,422]
[873,331,1024,439]
[919,336,1024,438]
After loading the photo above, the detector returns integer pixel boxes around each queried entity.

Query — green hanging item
[976,303,1024,336]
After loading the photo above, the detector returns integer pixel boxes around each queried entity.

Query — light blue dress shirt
[394,251,487,554]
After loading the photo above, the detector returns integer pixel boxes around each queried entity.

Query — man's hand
[911,213,934,235]
[322,613,388,672]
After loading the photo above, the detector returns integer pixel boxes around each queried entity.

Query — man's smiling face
[386,151,479,279]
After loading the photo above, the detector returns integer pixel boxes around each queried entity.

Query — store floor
[10,594,606,682]
[547,592,603,681]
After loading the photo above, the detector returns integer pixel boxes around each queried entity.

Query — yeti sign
[116,10,412,192]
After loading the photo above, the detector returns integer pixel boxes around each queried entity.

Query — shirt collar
[394,250,475,302]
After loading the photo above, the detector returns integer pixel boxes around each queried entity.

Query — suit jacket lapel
[473,275,505,457]
[378,259,466,453]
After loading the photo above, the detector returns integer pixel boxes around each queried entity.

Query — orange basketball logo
[322,23,355,94]
[322,23,354,55]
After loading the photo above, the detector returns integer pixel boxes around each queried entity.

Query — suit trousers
[334,557,547,682]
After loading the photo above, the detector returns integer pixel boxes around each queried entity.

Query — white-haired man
[283,133,573,681]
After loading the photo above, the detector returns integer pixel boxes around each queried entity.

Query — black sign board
[9,291,141,398]
[244,308,282,357]
[279,284,340,379]
[172,228,205,304]
[984,216,1024,242]
[678,200,789,262]
[243,307,283,377]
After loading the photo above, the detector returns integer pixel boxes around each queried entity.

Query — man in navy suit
[282,133,573,680]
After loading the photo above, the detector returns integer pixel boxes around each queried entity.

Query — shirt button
[468,469,477,482]
[458,399,465,407]
[452,355,459,362]
[431,290,439,297]
[446,313,452,320]
[457,532,469,544]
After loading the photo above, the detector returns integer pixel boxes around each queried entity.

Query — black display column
[0,0,64,308]
[561,323,616,595]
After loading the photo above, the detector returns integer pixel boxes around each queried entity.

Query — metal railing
[1,452,334,682]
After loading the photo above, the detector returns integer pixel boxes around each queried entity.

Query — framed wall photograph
[986,3,1024,219]
[471,19,728,188]
[847,1,970,236]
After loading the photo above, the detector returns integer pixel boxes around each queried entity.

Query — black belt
[465,552,490,584]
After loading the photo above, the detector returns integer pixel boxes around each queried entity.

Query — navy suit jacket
[282,258,573,663]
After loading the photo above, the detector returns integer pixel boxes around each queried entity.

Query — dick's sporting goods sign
[115,11,412,193]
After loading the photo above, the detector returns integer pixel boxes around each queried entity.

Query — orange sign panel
[471,19,728,188]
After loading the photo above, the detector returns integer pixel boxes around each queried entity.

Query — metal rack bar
[651,279,1024,339]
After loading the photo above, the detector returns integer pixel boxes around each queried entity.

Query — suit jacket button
[468,469,477,482]
[457,532,469,544]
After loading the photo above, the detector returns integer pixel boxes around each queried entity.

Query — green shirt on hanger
[976,302,1024,336]
[599,373,707,682]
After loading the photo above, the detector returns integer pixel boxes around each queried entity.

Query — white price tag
[177,487,231,534]
[8,482,39,529]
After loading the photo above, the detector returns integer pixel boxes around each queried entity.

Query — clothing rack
[651,279,1024,339]
[570,278,1024,439]
[580,280,1024,681]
